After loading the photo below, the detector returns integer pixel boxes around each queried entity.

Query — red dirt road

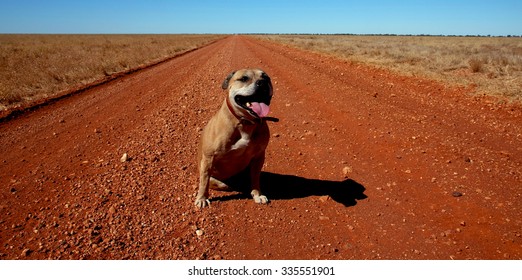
[1,36,521,260]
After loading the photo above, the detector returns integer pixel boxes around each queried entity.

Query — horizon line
[0,32,521,38]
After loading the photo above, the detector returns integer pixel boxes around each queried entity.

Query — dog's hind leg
[209,177,233,191]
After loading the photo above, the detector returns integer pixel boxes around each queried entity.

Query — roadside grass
[257,35,522,102]
[0,34,224,110]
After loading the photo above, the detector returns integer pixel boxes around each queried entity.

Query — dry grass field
[0,34,224,110]
[258,35,522,102]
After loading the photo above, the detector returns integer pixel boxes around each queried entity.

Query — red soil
[1,35,521,260]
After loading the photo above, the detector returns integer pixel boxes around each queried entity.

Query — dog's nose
[256,79,269,87]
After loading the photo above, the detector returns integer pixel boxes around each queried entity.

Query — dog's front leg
[250,154,269,204]
[195,155,212,208]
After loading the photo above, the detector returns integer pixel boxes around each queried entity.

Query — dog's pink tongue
[249,102,270,118]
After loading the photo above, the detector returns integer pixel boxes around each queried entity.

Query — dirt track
[1,35,521,260]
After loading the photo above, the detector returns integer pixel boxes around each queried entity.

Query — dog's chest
[230,129,252,151]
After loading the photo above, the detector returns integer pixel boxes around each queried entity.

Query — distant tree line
[242,33,521,38]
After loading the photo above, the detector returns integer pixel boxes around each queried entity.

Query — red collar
[226,98,279,124]
[226,98,257,125]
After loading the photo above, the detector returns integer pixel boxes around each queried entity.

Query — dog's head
[222,69,273,121]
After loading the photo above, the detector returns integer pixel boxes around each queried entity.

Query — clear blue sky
[1,0,520,35]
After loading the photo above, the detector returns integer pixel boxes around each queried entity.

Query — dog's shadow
[213,172,367,207]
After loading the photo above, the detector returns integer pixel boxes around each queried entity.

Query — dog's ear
[222,71,236,90]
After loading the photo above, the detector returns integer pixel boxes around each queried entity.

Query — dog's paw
[194,197,211,208]
[253,194,269,204]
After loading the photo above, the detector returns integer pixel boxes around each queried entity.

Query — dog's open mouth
[235,95,271,118]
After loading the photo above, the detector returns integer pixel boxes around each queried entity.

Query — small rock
[120,153,129,163]
[319,196,330,203]
[452,191,463,197]
[22,248,31,257]
[342,166,352,177]
[196,229,204,236]
[440,229,452,237]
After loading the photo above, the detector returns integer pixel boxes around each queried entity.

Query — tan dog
[195,69,277,208]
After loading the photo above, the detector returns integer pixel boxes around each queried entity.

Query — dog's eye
[237,76,249,82]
